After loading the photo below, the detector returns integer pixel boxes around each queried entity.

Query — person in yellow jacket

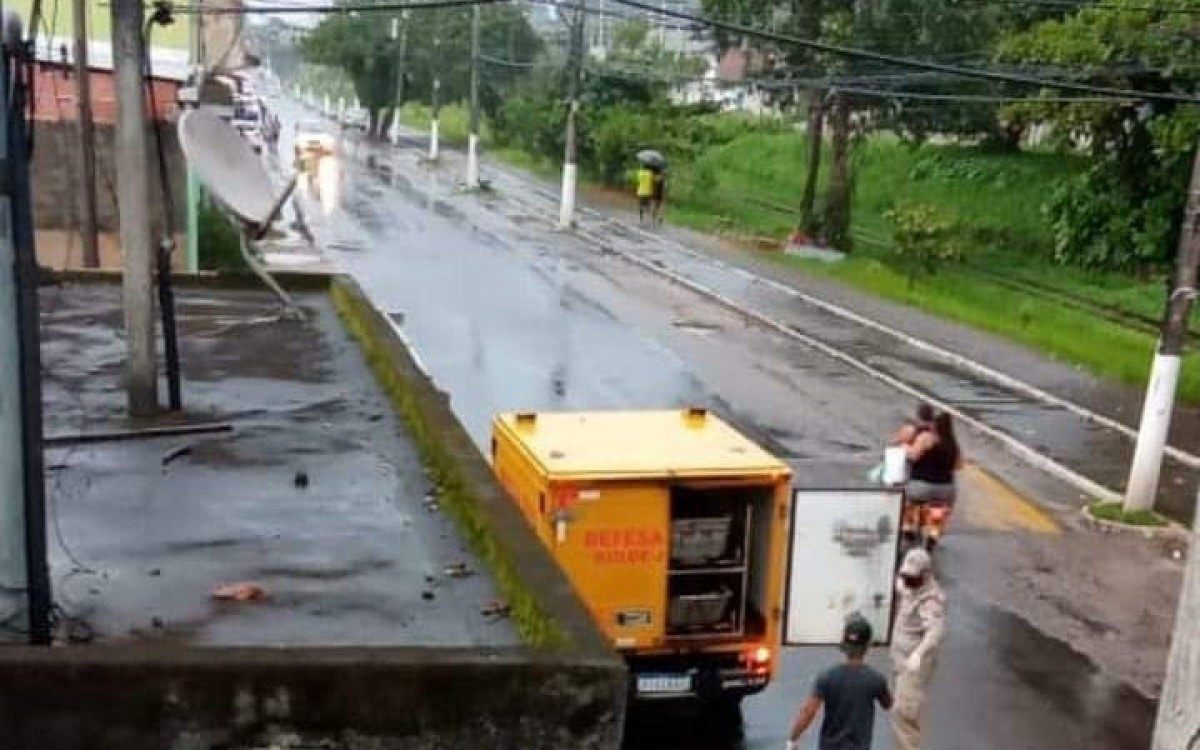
[635,166,655,224]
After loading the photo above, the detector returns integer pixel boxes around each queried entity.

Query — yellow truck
[492,408,795,707]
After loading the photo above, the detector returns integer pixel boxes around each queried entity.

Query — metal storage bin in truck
[491,409,905,705]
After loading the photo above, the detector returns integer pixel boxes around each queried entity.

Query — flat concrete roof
[37,283,517,647]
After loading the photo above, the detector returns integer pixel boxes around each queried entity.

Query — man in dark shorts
[787,615,892,750]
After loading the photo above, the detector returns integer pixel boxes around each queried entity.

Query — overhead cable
[608,0,1200,103]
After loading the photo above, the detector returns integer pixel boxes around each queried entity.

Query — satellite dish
[177,107,304,320]
[178,107,277,225]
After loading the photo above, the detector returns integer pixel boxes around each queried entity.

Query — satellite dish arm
[239,231,301,318]
[252,175,298,241]
[240,175,302,317]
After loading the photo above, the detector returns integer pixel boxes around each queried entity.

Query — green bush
[198,200,244,271]
[884,203,962,288]
[490,96,786,189]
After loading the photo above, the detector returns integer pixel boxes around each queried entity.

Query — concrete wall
[31,121,187,235]
[0,647,622,750]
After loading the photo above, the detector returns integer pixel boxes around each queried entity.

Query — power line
[981,0,1200,16]
[824,84,1137,103]
[171,0,506,14]
[608,0,1200,103]
[575,56,1140,104]
[480,52,538,67]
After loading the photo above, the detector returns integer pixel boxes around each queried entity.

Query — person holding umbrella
[635,163,655,224]
[636,149,666,225]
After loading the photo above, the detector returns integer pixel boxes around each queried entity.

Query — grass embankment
[664,132,1200,402]
[399,102,491,148]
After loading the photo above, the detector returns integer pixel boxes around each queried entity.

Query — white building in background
[585,0,712,59]
[667,45,777,114]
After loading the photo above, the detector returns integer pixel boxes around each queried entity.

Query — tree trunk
[799,89,825,236]
[823,93,852,252]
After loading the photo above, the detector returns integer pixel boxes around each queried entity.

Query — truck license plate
[637,674,692,696]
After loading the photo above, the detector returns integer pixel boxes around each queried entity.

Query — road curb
[330,274,619,655]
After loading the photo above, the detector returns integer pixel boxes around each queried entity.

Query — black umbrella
[636,149,666,170]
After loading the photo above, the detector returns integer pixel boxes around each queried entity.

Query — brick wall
[32,61,179,124]
[32,120,186,234]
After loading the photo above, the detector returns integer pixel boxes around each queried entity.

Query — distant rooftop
[32,35,190,81]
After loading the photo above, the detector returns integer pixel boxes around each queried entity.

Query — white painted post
[1125,145,1200,513]
[467,134,480,187]
[429,116,439,161]
[1126,354,1183,511]
[559,161,577,229]
[390,107,401,146]
[1152,489,1200,749]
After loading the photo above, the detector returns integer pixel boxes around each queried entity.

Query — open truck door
[783,489,904,646]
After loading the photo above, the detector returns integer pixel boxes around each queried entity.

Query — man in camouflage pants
[891,548,945,750]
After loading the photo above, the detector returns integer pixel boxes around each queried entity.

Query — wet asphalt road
[265,99,1161,749]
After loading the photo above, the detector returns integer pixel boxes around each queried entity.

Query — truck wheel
[705,697,744,740]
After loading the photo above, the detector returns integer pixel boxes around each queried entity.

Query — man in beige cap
[890,547,945,750]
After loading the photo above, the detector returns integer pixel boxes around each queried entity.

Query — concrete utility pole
[389,12,408,145]
[429,15,441,162]
[1153,489,1200,749]
[558,0,586,229]
[466,2,481,188]
[185,0,202,272]
[72,0,99,268]
[1124,146,1200,512]
[112,0,159,416]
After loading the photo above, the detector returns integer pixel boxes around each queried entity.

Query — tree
[302,2,540,130]
[884,203,962,289]
[699,0,1019,250]
[997,0,1200,270]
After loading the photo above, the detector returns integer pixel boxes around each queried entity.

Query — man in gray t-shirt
[787,616,893,750]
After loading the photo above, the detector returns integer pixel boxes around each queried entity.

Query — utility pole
[112,0,159,416]
[466,2,481,188]
[429,13,441,162]
[389,12,408,145]
[558,0,586,229]
[72,0,99,268]
[1,14,54,644]
[1152,493,1200,749]
[185,0,202,272]
[1124,146,1200,513]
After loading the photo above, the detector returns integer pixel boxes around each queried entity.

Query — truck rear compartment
[667,484,775,642]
